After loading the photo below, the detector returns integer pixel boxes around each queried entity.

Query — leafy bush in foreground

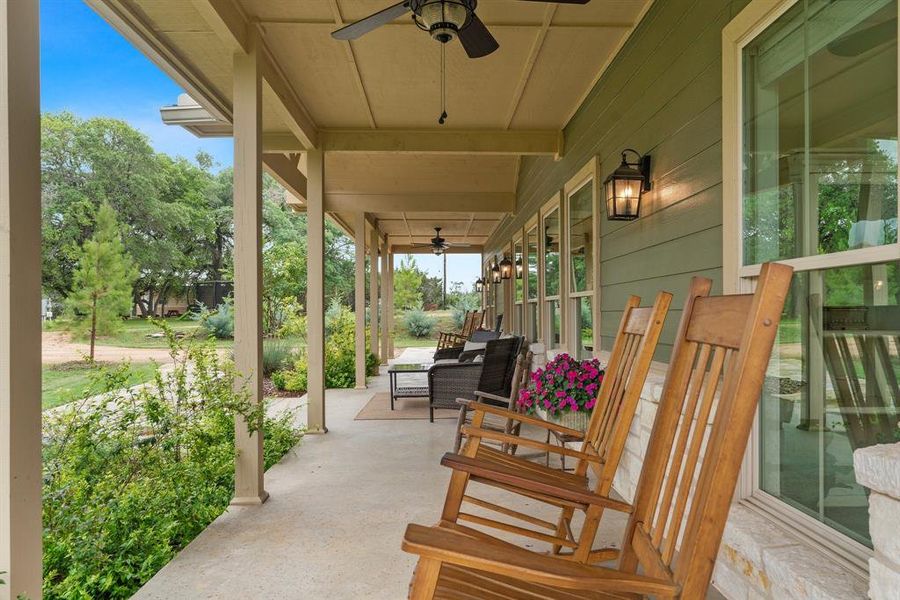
[41,325,302,599]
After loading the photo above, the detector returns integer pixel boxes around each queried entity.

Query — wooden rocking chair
[401,262,794,599]
[439,289,676,563]
[436,310,484,351]
[451,350,534,454]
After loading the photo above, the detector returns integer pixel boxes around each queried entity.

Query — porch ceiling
[89,0,651,242]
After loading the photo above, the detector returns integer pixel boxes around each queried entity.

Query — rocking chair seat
[430,564,640,600]
[403,524,676,599]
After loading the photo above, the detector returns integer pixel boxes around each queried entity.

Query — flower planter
[536,406,591,433]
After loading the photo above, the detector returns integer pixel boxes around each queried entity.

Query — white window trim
[723,0,898,575]
[565,158,601,358]
[525,216,541,343]
[513,234,524,335]
[541,194,564,349]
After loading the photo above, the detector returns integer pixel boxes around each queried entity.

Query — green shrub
[451,295,482,329]
[271,370,288,391]
[262,338,295,376]
[201,298,234,339]
[403,307,437,338]
[279,303,379,391]
[41,324,302,599]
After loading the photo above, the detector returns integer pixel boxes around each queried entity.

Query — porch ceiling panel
[509,26,634,129]
[348,26,538,129]
[261,24,373,129]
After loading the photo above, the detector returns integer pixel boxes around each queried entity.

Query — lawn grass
[52,316,233,349]
[43,361,161,410]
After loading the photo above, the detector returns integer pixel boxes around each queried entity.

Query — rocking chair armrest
[402,524,678,597]
[456,401,585,438]
[457,427,604,468]
[442,451,627,512]
[473,390,512,405]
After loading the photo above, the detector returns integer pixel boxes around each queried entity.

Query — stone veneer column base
[855,442,900,600]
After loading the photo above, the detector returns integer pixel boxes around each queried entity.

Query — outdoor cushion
[463,340,487,352]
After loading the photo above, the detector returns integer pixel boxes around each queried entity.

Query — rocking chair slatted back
[581,290,675,480]
[619,262,793,598]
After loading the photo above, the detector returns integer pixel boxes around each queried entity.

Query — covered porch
[2,0,899,598]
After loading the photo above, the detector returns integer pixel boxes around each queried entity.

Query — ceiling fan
[331,0,591,59]
[411,227,471,255]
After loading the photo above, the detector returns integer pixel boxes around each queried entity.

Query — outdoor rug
[354,392,458,421]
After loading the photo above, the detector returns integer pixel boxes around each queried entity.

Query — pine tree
[67,203,137,359]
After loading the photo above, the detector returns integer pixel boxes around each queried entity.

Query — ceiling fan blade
[332,1,411,41]
[458,14,499,59]
[445,242,472,247]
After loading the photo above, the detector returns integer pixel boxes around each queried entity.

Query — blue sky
[40,0,233,168]
[40,0,481,289]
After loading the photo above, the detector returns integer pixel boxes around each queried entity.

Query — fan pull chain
[438,43,448,125]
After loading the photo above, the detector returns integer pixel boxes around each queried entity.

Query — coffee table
[387,363,432,410]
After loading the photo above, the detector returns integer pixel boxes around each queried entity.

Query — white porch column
[386,249,395,359]
[354,212,367,389]
[306,149,326,433]
[231,34,267,505]
[368,225,379,361]
[380,245,390,363]
[855,444,900,599]
[0,2,42,597]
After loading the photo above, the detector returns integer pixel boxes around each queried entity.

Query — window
[725,0,900,557]
[526,225,540,342]
[567,166,597,359]
[543,205,562,349]
[514,236,524,334]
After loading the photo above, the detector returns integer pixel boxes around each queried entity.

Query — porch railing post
[231,31,267,505]
[0,2,42,596]
[354,212,367,389]
[306,149,327,433]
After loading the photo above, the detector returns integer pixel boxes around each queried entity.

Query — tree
[394,255,424,310]
[66,203,137,359]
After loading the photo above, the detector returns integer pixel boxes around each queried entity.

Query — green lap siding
[485,0,751,361]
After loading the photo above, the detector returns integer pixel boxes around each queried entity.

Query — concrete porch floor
[131,348,701,599]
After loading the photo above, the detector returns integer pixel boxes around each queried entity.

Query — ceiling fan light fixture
[413,0,473,43]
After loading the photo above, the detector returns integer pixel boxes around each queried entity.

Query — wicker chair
[426,336,524,423]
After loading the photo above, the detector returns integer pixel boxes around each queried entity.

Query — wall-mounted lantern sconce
[605,149,651,221]
[491,261,502,284]
[514,256,523,280]
[474,277,484,293]
[499,255,513,280]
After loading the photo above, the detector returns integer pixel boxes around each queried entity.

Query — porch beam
[390,245,484,255]
[231,31,268,506]
[324,193,515,214]
[320,129,562,156]
[263,153,307,203]
[306,149,327,433]
[369,224,380,361]
[354,212,367,389]
[0,1,42,597]
[189,0,319,149]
